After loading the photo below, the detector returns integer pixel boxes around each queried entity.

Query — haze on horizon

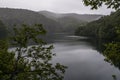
[0,0,114,15]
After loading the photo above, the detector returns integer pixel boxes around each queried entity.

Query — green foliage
[11,24,46,47]
[103,24,120,69]
[104,42,120,69]
[83,0,120,10]
[0,24,67,80]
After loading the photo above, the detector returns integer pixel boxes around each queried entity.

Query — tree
[83,0,120,9]
[0,24,67,80]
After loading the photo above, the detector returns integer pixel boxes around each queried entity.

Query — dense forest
[75,9,120,41]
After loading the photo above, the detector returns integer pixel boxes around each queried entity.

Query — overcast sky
[0,0,114,15]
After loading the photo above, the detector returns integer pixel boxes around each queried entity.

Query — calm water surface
[51,34,120,80]
[9,34,120,80]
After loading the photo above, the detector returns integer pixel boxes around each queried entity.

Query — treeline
[75,9,120,42]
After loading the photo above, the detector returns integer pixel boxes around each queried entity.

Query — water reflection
[89,38,120,71]
[50,34,120,80]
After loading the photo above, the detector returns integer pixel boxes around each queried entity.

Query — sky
[0,0,114,15]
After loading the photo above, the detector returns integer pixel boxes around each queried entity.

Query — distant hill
[39,11,102,22]
[0,8,63,34]
[39,11,102,33]
[0,8,103,38]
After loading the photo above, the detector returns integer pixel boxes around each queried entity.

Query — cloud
[0,0,113,14]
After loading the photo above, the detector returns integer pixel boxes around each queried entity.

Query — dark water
[50,34,120,80]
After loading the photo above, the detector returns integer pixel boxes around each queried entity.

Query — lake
[8,33,120,80]
[50,34,120,80]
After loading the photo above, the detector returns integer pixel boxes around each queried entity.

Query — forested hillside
[0,20,7,39]
[75,10,120,41]
[39,11,102,33]
[0,8,63,34]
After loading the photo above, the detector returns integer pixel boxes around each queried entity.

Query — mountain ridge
[0,8,63,34]
[39,10,103,22]
[39,10,103,33]
[0,8,103,36]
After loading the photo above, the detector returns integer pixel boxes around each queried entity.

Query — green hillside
[75,10,120,41]
[0,8,63,34]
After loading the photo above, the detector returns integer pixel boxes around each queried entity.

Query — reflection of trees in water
[88,38,120,70]
[82,38,106,53]
[103,42,120,80]
[103,42,120,69]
